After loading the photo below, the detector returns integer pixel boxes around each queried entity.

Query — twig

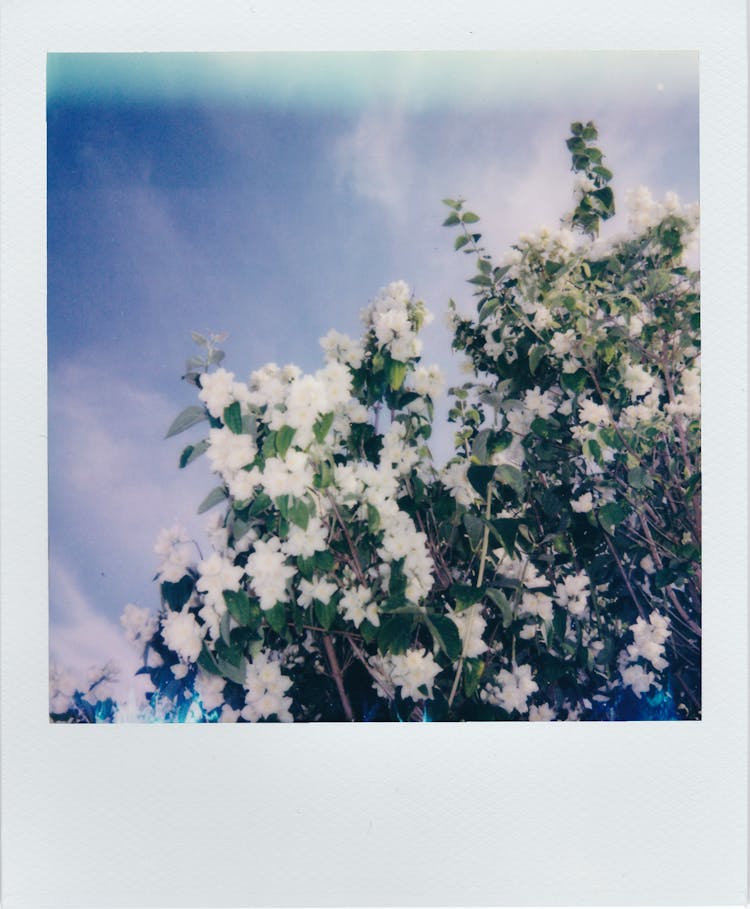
[322,634,354,722]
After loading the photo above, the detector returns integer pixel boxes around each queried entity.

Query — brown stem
[322,634,354,722]
[638,514,701,637]
[347,637,396,700]
[327,492,367,585]
[604,534,646,619]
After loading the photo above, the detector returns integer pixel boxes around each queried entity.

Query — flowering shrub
[52,122,700,722]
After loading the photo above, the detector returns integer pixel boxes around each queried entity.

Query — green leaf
[314,461,333,490]
[468,274,493,287]
[462,513,484,550]
[367,503,380,534]
[191,331,208,346]
[585,438,603,464]
[454,234,470,251]
[161,575,194,611]
[197,485,228,514]
[463,658,485,698]
[485,587,513,627]
[223,401,243,435]
[276,425,296,459]
[197,645,222,676]
[377,615,414,655]
[360,619,378,644]
[627,467,652,490]
[442,197,461,209]
[248,492,272,516]
[223,589,252,626]
[490,518,518,556]
[179,439,209,468]
[425,614,462,661]
[461,212,480,224]
[598,502,627,535]
[581,122,598,140]
[478,297,500,323]
[528,345,545,375]
[443,212,460,226]
[165,405,207,438]
[289,497,311,530]
[467,464,495,499]
[214,654,248,686]
[313,550,335,573]
[386,360,407,391]
[314,598,337,631]
[264,602,287,634]
[494,464,525,496]
[219,611,232,646]
[561,369,588,394]
[450,582,481,612]
[313,411,335,444]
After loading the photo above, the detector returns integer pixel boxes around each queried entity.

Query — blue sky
[47,52,698,693]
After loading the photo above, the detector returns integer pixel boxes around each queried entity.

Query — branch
[322,634,354,722]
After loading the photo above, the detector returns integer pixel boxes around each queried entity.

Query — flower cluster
[53,122,699,723]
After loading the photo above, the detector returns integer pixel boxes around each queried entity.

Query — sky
[47,51,699,698]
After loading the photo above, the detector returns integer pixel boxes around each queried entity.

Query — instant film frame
[1,1,747,906]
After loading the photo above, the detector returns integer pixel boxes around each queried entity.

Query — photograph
[47,50,702,723]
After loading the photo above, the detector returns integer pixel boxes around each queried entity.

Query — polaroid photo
[1,2,747,906]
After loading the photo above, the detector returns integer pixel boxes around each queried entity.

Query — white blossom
[161,610,204,664]
[198,368,236,419]
[242,651,293,722]
[246,536,296,611]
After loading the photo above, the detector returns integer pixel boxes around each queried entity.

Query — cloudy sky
[47,51,698,696]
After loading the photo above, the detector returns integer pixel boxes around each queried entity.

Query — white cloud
[335,108,412,216]
[49,559,151,704]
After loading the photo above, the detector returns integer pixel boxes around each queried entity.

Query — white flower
[261,451,314,500]
[242,651,293,722]
[554,570,590,617]
[482,663,538,715]
[450,607,488,659]
[282,516,329,558]
[523,386,557,419]
[161,610,204,664]
[339,585,380,628]
[520,591,554,623]
[493,550,549,590]
[640,554,656,575]
[620,663,655,697]
[389,648,442,700]
[206,427,257,480]
[154,524,194,583]
[196,553,244,612]
[49,665,78,714]
[198,368,236,419]
[247,363,287,410]
[442,460,476,507]
[578,398,610,426]
[550,330,576,358]
[529,702,557,721]
[319,329,364,369]
[625,611,671,671]
[120,603,157,647]
[298,575,338,609]
[412,364,444,399]
[194,670,226,712]
[571,492,594,513]
[623,362,656,399]
[246,536,296,610]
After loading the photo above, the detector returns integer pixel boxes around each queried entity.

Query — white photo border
[1,2,746,906]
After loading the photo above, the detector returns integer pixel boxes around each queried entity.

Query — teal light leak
[47,51,698,111]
